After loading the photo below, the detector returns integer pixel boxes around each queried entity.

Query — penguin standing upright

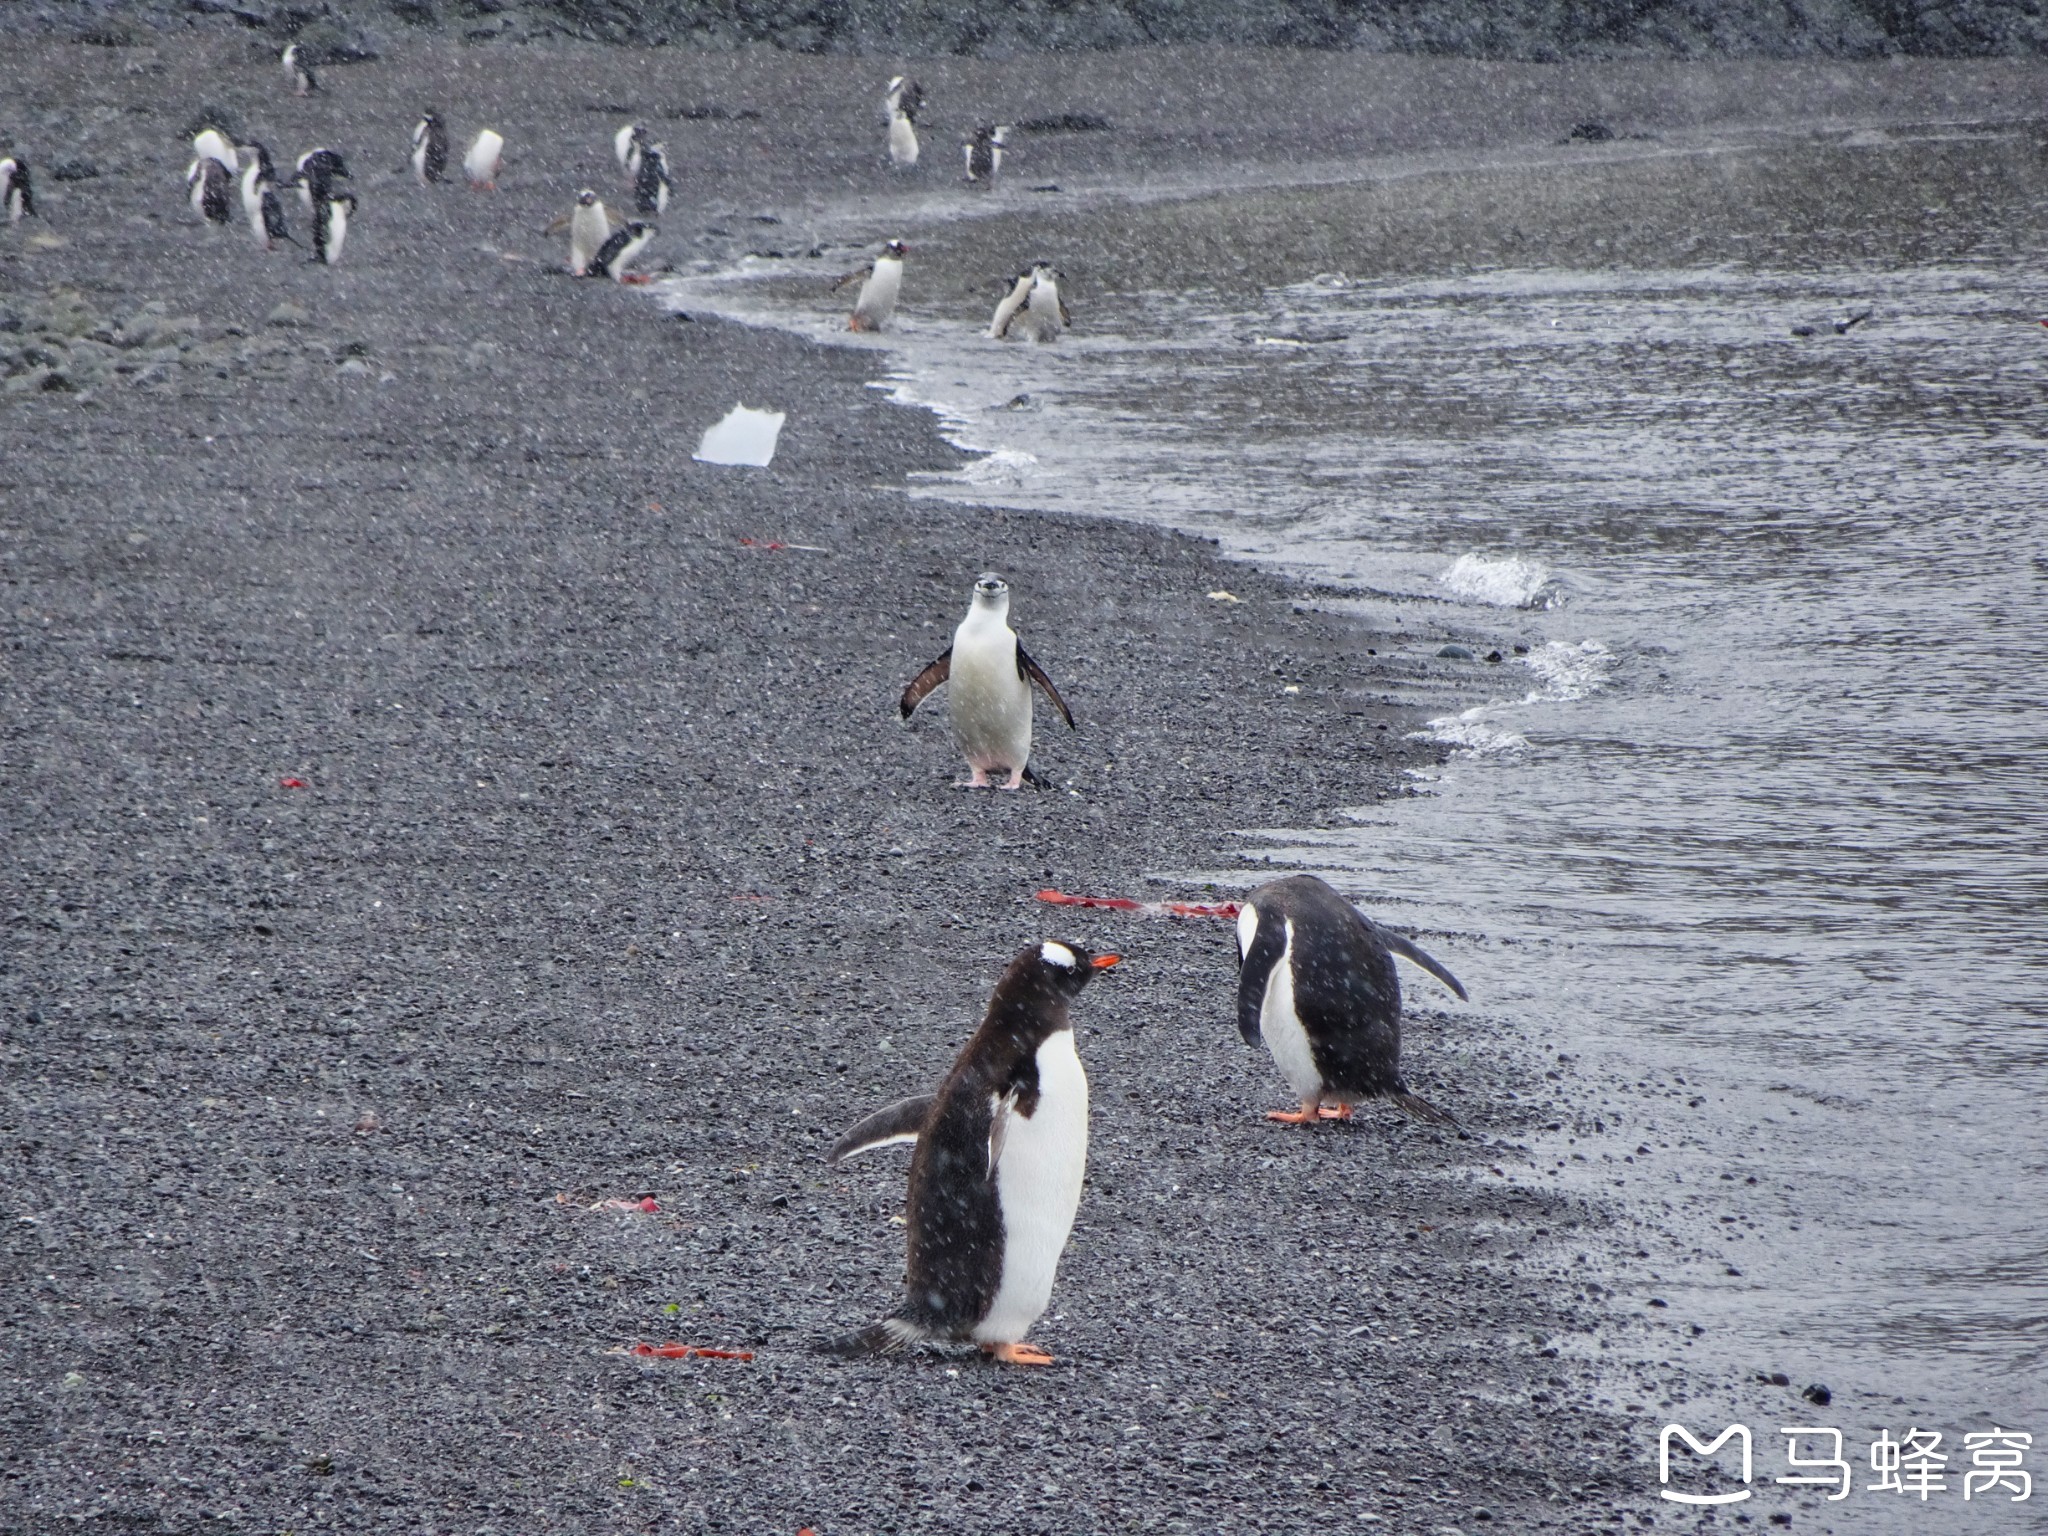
[1,157,35,223]
[293,147,349,212]
[464,129,504,189]
[590,220,656,284]
[963,124,1008,186]
[839,239,907,333]
[281,43,317,96]
[238,143,294,250]
[613,122,649,178]
[311,190,354,266]
[551,189,611,277]
[884,76,923,168]
[411,113,447,185]
[1233,874,1467,1126]
[990,262,1070,342]
[899,572,1075,789]
[632,142,672,215]
[829,940,1119,1366]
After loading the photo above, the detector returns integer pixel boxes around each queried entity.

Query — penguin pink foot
[984,1342,1054,1366]
[999,768,1026,791]
[960,767,992,789]
[1318,1103,1354,1121]
[1265,1100,1322,1125]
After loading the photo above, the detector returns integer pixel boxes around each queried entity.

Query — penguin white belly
[239,167,263,240]
[976,1031,1089,1345]
[855,260,903,328]
[948,619,1032,771]
[410,140,429,184]
[888,114,919,167]
[1022,285,1063,341]
[324,200,349,264]
[569,204,609,275]
[1260,923,1325,1101]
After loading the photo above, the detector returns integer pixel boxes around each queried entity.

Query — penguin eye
[1039,941,1077,970]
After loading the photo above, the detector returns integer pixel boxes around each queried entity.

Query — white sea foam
[955,447,1040,486]
[1439,552,1556,609]
[1416,708,1530,755]
[1521,638,1615,701]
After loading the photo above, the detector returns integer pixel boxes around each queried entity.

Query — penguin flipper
[831,264,873,294]
[899,648,951,719]
[823,1317,923,1357]
[1390,1089,1460,1129]
[1373,926,1468,1001]
[827,1093,938,1163]
[1016,643,1076,728]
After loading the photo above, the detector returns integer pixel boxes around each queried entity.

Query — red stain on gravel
[278,777,308,789]
[622,1342,755,1362]
[1037,888,1240,920]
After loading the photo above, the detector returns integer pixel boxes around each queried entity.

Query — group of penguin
[844,573,1471,1365]
[882,73,1009,184]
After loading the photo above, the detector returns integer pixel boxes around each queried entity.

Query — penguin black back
[633,145,670,215]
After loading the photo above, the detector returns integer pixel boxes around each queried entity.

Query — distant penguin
[884,75,923,168]
[900,572,1076,789]
[829,939,1119,1365]
[552,189,612,277]
[464,128,503,189]
[964,124,1008,186]
[293,147,349,211]
[591,219,656,284]
[1233,874,1467,1127]
[411,113,447,185]
[840,238,907,333]
[1,157,34,223]
[311,190,354,266]
[614,122,649,178]
[990,262,1069,342]
[632,142,671,215]
[282,43,317,97]
[187,156,233,225]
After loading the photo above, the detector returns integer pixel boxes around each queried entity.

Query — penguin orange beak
[1090,953,1121,969]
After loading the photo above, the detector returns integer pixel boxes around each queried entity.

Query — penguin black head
[576,188,598,206]
[996,940,1119,1014]
[883,239,908,258]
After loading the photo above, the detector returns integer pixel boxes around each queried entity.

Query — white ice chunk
[693,403,786,467]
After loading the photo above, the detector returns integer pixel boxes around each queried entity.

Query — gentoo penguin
[281,43,317,96]
[613,122,650,178]
[840,239,907,333]
[464,128,504,189]
[884,75,923,168]
[632,142,672,216]
[899,572,1076,789]
[963,124,1008,186]
[411,113,448,185]
[590,220,656,284]
[989,262,1070,342]
[311,190,354,266]
[550,189,612,277]
[829,939,1119,1365]
[1,157,34,223]
[187,156,233,226]
[1233,874,1468,1127]
[293,147,349,211]
[238,143,294,250]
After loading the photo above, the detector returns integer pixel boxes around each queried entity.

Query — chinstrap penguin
[411,114,447,185]
[311,190,355,266]
[591,220,656,284]
[632,142,672,216]
[989,262,1070,342]
[238,143,295,250]
[964,124,1008,186]
[841,239,907,333]
[614,122,650,178]
[464,128,504,189]
[2,157,35,223]
[899,572,1076,789]
[293,147,349,212]
[282,43,317,96]
[551,189,612,276]
[884,75,923,168]
[1234,874,1467,1127]
[829,940,1119,1365]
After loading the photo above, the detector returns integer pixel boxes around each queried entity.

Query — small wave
[1415,707,1530,756]
[955,447,1040,486]
[1521,638,1614,701]
[1439,552,1556,609]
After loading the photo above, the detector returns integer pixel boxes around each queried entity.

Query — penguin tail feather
[824,1317,923,1358]
[1391,1090,1460,1130]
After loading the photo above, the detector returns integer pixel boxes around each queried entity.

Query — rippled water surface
[674,256,2046,1519]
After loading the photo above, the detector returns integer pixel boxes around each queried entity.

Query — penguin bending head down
[614,122,650,177]
[187,156,233,226]
[411,114,447,185]
[464,128,504,190]
[293,147,350,212]
[1234,874,1467,1127]
[237,143,294,250]
[900,572,1075,789]
[282,43,317,96]
[829,940,1119,1366]
[591,220,656,284]
[2,157,36,223]
[311,190,355,266]
[632,143,672,216]
[840,239,907,333]
[989,262,1070,342]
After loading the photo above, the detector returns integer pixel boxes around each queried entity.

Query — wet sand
[5,33,2042,1535]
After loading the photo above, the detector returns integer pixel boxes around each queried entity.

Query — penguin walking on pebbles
[310,190,354,266]
[900,572,1075,789]
[614,122,650,178]
[293,147,349,212]
[549,189,612,277]
[989,262,1070,342]
[829,940,1119,1365]
[411,113,447,185]
[964,124,1008,186]
[590,220,656,284]
[2,157,35,223]
[838,239,907,333]
[884,75,923,168]
[633,142,672,216]
[1234,874,1467,1127]
[282,43,317,97]
[464,128,504,190]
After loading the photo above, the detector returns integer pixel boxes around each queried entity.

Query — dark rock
[1802,1383,1832,1406]
[1015,113,1114,132]
[76,23,134,44]
[1436,643,1474,660]
[1485,649,1504,662]
[50,160,99,181]
[1566,121,1615,142]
